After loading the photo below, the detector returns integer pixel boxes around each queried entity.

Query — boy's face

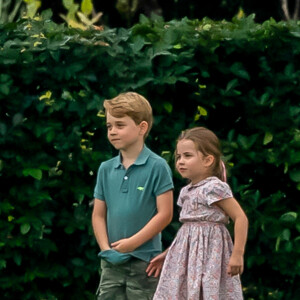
[106,112,146,151]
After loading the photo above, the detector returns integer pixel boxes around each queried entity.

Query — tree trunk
[281,0,290,20]
[293,0,300,19]
[281,0,300,20]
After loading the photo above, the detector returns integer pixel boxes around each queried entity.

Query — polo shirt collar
[113,145,150,169]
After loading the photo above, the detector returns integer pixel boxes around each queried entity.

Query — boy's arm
[92,199,111,251]
[111,189,173,253]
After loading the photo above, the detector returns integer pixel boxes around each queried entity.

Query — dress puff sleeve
[176,188,186,207]
[205,179,233,206]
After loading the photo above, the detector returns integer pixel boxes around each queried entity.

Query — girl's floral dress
[153,176,243,300]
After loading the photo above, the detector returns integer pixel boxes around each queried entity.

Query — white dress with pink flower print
[153,176,243,300]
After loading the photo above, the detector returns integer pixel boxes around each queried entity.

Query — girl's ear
[139,121,149,136]
[204,155,214,167]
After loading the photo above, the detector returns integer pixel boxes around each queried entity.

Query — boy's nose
[109,127,117,135]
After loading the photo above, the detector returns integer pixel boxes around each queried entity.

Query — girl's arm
[92,199,111,251]
[146,248,169,277]
[215,197,248,276]
[111,190,173,253]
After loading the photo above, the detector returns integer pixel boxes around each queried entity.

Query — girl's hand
[227,254,244,277]
[146,250,168,277]
[111,239,136,253]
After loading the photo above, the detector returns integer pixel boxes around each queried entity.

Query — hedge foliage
[1,10,300,299]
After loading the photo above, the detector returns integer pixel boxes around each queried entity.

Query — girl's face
[176,139,213,184]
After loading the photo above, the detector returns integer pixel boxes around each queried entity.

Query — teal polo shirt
[94,146,174,263]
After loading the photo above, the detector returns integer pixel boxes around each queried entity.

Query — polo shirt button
[124,176,128,180]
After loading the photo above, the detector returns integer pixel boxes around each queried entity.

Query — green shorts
[96,258,158,300]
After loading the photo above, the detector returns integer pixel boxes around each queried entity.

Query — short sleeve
[205,180,233,206]
[153,159,174,196]
[93,163,105,200]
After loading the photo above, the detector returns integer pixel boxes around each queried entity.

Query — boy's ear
[204,155,214,167]
[139,121,149,136]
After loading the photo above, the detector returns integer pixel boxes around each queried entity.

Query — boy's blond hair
[103,92,153,138]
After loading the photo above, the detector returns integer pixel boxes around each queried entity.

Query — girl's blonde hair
[103,92,153,138]
[176,127,227,182]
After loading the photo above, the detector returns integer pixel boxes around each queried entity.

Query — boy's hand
[227,254,244,277]
[111,238,136,253]
[146,251,167,277]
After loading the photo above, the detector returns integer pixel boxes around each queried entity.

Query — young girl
[147,127,248,300]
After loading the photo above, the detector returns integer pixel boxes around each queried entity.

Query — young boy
[92,92,174,300]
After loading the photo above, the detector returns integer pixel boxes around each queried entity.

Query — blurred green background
[1,1,300,299]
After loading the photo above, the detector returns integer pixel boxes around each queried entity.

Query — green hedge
[1,10,300,299]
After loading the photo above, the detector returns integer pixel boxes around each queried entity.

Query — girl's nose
[177,158,184,164]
